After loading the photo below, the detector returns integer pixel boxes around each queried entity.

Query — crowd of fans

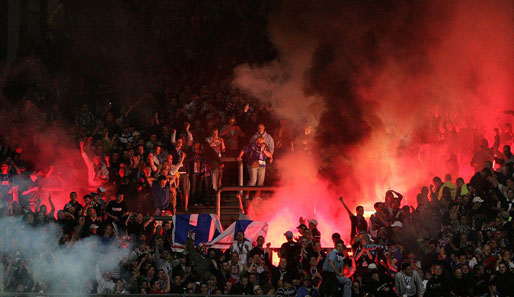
[1,97,514,297]
[1,1,514,296]
[1,137,514,296]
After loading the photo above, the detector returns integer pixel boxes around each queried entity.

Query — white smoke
[0,216,131,294]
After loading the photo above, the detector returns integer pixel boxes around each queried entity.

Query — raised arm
[45,165,54,178]
[338,196,355,217]
[185,123,193,146]
[148,153,158,172]
[80,141,92,167]
[48,194,55,217]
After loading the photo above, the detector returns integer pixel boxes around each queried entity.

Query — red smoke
[15,124,90,213]
[30,126,90,213]
[246,154,349,247]
[0,98,90,213]
[236,0,514,245]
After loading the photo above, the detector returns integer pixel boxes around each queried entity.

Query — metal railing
[216,186,279,218]
[143,159,277,222]
[219,157,244,188]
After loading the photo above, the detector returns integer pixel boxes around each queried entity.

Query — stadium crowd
[1,1,514,297]
[1,118,514,297]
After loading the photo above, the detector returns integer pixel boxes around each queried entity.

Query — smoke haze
[0,216,130,293]
[234,0,514,244]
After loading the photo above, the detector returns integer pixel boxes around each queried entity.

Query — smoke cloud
[233,0,514,244]
[0,58,91,212]
[0,216,130,294]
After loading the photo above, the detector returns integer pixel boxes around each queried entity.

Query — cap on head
[391,221,403,228]
[284,231,293,239]
[472,196,484,203]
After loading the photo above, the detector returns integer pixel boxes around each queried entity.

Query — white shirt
[232,240,253,265]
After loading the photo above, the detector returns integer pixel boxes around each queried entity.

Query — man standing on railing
[249,123,275,185]
[238,136,273,198]
[250,124,275,155]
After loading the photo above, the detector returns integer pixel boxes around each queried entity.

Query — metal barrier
[219,157,244,188]
[216,186,279,218]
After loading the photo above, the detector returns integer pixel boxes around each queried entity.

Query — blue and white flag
[172,214,223,250]
[209,220,268,250]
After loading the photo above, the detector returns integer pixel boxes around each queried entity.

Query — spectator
[394,263,425,297]
[80,141,109,188]
[470,129,500,172]
[339,196,368,240]
[104,193,127,225]
[170,138,191,211]
[205,128,225,193]
[151,175,171,215]
[190,142,206,205]
[220,116,245,157]
[276,275,296,297]
[320,240,350,297]
[250,123,275,155]
[492,260,514,296]
[76,104,95,130]
[424,264,450,297]
[185,230,212,282]
[231,231,253,266]
[362,269,395,297]
[238,136,273,188]
[95,262,115,294]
